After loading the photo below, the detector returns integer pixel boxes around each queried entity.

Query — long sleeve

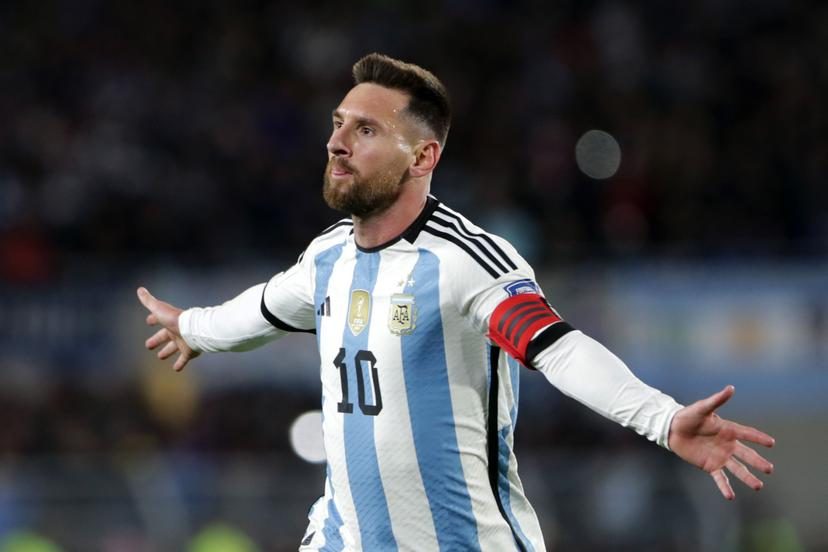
[178,283,286,353]
[531,330,683,449]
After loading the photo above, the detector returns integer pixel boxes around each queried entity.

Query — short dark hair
[352,53,451,147]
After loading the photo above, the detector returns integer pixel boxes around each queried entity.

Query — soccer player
[137,54,775,551]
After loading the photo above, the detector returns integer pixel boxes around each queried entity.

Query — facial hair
[323,158,407,218]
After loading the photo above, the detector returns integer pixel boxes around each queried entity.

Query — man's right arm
[137,282,288,371]
[178,282,287,353]
[139,248,317,370]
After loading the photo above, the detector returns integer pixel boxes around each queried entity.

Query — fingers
[140,287,159,326]
[735,442,774,475]
[698,385,735,415]
[711,469,734,500]
[173,350,193,372]
[157,341,178,360]
[146,331,198,371]
[137,287,157,311]
[145,328,170,350]
[729,422,776,448]
[711,444,773,499]
[725,457,763,491]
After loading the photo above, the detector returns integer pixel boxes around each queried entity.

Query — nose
[327,127,351,157]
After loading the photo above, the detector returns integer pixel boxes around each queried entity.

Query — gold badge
[388,293,417,336]
[348,289,371,336]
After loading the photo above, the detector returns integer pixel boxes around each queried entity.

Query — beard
[323,158,407,218]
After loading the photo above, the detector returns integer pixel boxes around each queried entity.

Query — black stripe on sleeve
[429,213,508,273]
[487,346,529,552]
[422,225,502,278]
[260,287,317,335]
[435,206,518,270]
[525,322,575,364]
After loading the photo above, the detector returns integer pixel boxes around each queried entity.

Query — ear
[408,140,441,178]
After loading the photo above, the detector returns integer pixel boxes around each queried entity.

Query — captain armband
[488,293,574,367]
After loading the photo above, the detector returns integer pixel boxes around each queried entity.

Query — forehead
[335,83,411,125]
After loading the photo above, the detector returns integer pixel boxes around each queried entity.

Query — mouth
[329,159,355,178]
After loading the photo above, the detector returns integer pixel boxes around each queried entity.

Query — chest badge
[348,289,371,336]
[389,293,417,336]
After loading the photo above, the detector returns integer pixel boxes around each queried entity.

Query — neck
[352,184,428,249]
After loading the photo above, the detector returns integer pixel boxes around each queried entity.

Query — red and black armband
[488,294,574,367]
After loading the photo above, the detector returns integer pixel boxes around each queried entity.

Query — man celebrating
[137,53,774,551]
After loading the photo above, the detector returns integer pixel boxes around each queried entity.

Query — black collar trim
[355,196,440,253]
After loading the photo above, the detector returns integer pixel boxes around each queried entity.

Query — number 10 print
[333,348,383,416]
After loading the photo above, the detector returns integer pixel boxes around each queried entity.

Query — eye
[333,120,343,129]
[359,126,375,136]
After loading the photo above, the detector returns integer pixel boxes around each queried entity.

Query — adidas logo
[317,296,331,317]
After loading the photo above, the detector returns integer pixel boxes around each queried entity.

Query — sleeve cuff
[660,402,684,451]
[177,308,202,352]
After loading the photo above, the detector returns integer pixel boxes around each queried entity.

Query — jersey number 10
[333,348,383,416]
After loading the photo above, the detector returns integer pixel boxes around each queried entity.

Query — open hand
[137,287,200,371]
[668,385,775,500]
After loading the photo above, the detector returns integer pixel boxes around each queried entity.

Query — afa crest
[388,293,417,336]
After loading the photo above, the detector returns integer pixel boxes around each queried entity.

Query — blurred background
[1,0,826,550]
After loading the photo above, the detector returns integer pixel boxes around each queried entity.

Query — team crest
[388,293,417,336]
[348,289,371,336]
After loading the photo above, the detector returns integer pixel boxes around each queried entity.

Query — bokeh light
[575,130,622,179]
[289,410,325,464]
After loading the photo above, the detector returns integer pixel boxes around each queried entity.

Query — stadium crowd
[1,0,827,287]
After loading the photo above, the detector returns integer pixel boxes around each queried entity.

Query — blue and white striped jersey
[263,196,551,551]
[180,195,681,551]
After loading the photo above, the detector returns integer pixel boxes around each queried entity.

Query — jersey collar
[355,195,440,253]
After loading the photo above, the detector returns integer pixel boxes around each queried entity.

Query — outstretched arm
[531,330,775,499]
[137,282,288,371]
[668,385,775,500]
[137,287,200,371]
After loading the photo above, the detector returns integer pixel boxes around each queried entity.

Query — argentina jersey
[261,196,573,551]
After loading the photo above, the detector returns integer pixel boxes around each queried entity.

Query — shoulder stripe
[430,213,509,274]
[317,219,353,238]
[434,206,518,270]
[422,224,502,278]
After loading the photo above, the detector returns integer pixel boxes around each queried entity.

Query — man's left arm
[453,237,775,499]
[505,320,775,500]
